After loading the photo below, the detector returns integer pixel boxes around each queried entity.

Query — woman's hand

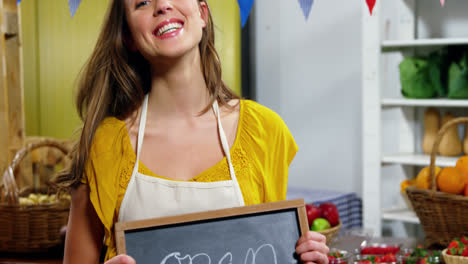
[296,231,330,264]
[104,254,136,264]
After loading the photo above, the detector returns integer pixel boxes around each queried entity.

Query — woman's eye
[136,1,150,8]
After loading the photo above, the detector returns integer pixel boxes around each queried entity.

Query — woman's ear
[199,1,209,28]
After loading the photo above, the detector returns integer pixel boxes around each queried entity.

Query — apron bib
[118,95,244,222]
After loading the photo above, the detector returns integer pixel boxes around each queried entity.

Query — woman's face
[124,0,207,63]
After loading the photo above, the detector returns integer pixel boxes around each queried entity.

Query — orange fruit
[416,166,441,190]
[400,179,416,192]
[437,167,466,194]
[455,156,468,185]
[465,184,468,196]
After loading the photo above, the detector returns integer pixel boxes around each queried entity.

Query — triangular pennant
[68,0,82,17]
[366,0,376,15]
[298,0,314,20]
[237,0,254,28]
[440,0,445,7]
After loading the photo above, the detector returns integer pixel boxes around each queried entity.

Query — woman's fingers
[299,250,329,264]
[296,231,329,264]
[296,231,328,253]
[104,254,136,264]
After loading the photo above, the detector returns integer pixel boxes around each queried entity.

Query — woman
[58,0,329,263]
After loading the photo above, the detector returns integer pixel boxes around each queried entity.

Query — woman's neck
[148,52,210,120]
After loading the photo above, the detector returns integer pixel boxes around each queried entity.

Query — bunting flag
[68,0,82,17]
[237,0,254,27]
[440,0,445,7]
[365,0,376,15]
[17,0,82,16]
[298,0,314,20]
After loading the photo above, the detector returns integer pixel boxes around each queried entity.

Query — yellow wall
[21,0,241,139]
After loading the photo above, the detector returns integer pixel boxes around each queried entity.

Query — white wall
[253,0,363,195]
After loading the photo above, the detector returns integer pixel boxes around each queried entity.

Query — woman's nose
[154,0,173,16]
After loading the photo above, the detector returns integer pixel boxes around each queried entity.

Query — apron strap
[136,95,149,162]
[212,100,238,183]
[130,94,149,177]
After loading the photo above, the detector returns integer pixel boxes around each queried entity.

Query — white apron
[118,95,245,222]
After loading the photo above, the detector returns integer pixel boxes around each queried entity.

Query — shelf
[381,153,458,167]
[381,38,468,49]
[382,207,420,224]
[381,98,468,108]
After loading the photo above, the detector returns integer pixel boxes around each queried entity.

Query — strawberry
[419,257,427,264]
[380,254,396,263]
[458,243,467,255]
[329,252,343,258]
[448,240,460,250]
[449,247,459,255]
[357,261,372,264]
[461,236,468,245]
[461,248,468,257]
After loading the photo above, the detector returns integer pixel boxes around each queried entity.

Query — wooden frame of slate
[115,199,308,264]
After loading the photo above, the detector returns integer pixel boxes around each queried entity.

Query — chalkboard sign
[115,199,308,264]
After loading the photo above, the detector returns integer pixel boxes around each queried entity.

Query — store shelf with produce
[381,153,458,167]
[381,98,468,108]
[381,38,468,49]
[382,207,420,224]
[362,0,468,237]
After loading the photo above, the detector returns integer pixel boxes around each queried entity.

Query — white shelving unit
[382,208,419,224]
[362,1,468,236]
[382,38,468,48]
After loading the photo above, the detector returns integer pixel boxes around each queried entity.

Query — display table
[330,235,424,252]
[0,236,425,264]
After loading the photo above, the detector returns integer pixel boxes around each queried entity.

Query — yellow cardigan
[82,100,298,260]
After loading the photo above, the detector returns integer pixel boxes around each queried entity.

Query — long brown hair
[54,0,239,191]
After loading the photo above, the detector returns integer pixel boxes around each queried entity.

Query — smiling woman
[20,0,241,139]
[43,0,327,263]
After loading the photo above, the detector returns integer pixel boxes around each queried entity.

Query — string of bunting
[15,0,448,25]
[17,0,82,17]
[364,0,446,16]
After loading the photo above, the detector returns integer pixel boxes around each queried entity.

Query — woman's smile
[153,18,185,39]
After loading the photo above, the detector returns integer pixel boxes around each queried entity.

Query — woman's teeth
[157,23,182,36]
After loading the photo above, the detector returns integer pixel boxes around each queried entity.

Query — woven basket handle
[429,117,468,191]
[2,139,70,205]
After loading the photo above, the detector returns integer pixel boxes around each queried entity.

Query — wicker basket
[0,138,71,253]
[406,117,468,247]
[442,249,468,264]
[318,221,342,245]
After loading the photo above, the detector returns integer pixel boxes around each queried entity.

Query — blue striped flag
[298,0,314,20]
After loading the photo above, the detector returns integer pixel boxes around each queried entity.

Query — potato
[38,195,49,204]
[28,193,39,203]
[19,197,34,205]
